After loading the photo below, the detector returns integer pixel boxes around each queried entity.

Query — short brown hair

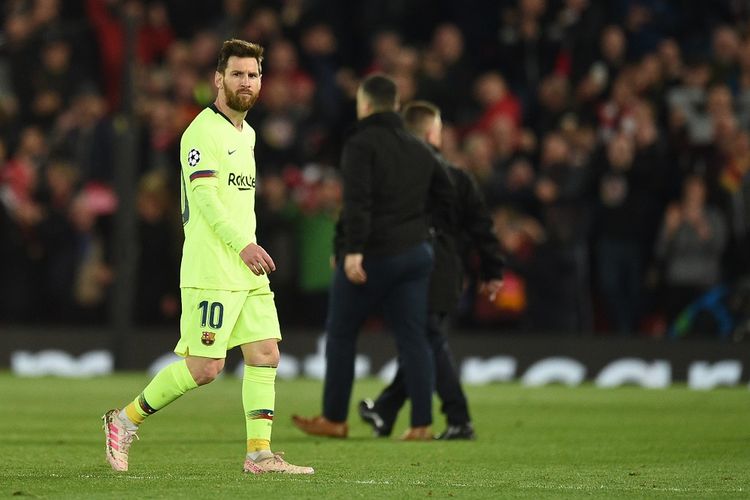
[402,100,440,137]
[216,39,264,74]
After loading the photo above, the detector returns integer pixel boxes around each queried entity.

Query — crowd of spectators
[2,0,750,339]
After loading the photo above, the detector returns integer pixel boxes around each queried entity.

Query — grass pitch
[1,373,748,499]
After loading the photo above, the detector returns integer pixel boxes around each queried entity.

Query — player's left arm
[182,131,273,276]
[192,186,275,276]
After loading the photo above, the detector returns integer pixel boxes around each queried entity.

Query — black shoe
[436,423,476,440]
[357,399,393,437]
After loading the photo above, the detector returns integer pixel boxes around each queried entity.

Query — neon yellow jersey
[179,104,268,291]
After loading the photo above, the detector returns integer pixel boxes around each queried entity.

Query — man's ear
[362,97,374,115]
[215,71,223,89]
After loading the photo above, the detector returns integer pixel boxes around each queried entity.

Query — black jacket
[429,152,505,313]
[334,111,455,258]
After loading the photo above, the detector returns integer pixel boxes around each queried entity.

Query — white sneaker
[102,409,138,471]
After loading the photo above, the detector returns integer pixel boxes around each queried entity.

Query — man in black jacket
[292,75,455,440]
[359,100,505,440]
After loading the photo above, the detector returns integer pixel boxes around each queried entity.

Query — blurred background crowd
[2,0,750,339]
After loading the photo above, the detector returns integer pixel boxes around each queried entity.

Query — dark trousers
[323,242,435,426]
[596,238,642,335]
[373,312,470,428]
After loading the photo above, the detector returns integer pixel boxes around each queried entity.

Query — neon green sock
[243,365,276,453]
[124,359,198,424]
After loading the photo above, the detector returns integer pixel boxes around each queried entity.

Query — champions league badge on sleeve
[188,148,201,167]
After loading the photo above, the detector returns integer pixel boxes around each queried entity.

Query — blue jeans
[323,242,435,426]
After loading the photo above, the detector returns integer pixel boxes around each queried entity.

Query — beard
[224,87,258,112]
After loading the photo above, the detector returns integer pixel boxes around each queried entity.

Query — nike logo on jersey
[228,149,237,155]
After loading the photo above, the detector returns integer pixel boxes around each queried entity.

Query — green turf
[1,373,748,499]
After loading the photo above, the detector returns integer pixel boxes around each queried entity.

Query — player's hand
[344,253,367,284]
[240,243,276,276]
[480,279,504,302]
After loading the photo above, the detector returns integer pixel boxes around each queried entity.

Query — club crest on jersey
[201,331,216,346]
[187,148,201,167]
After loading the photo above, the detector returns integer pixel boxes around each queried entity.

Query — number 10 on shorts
[198,300,224,329]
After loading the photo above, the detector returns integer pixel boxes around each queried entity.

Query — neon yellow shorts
[174,285,282,358]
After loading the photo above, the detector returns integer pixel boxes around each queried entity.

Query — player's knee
[244,340,280,366]
[195,366,223,385]
[255,346,279,367]
[264,348,280,367]
[189,359,224,385]
[194,370,218,386]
